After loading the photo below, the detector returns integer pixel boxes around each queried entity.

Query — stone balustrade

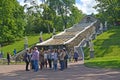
[36,15,99,54]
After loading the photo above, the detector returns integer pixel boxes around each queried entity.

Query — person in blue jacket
[73,51,79,62]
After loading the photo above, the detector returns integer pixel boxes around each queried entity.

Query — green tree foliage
[24,1,54,33]
[0,0,25,44]
[0,0,85,45]
[24,0,84,33]
[94,0,120,25]
[69,6,85,26]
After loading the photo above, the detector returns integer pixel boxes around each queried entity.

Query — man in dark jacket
[24,49,30,71]
[7,52,10,65]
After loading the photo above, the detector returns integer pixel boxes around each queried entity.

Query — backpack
[64,54,68,59]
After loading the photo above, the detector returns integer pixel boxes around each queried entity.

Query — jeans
[53,60,57,71]
[31,60,34,69]
[54,64,57,71]
[60,60,64,70]
[34,60,39,72]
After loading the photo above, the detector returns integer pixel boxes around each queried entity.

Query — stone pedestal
[24,44,28,49]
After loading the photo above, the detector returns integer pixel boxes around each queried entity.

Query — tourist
[53,49,58,71]
[63,49,68,69]
[44,50,48,68]
[24,48,30,71]
[47,49,52,69]
[51,49,55,69]
[33,47,39,72]
[29,48,34,70]
[13,49,16,56]
[73,51,79,62]
[39,50,44,70]
[59,49,66,71]
[7,52,11,65]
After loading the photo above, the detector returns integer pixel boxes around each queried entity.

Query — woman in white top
[53,49,58,71]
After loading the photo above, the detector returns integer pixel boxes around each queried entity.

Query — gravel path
[0,61,120,80]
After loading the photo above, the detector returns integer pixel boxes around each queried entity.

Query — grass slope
[84,27,120,69]
[1,33,52,58]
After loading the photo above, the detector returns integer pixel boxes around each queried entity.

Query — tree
[69,6,85,26]
[23,0,84,33]
[49,0,75,29]
[0,0,25,44]
[94,0,120,25]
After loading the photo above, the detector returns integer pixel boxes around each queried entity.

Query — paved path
[0,61,120,80]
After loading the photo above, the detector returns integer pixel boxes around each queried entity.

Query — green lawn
[84,26,120,69]
[1,33,52,58]
[85,57,120,69]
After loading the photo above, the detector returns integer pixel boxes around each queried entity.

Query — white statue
[40,31,43,38]
[105,21,107,27]
[89,39,94,51]
[100,23,103,30]
[24,36,28,44]
[105,21,107,30]
[39,31,43,43]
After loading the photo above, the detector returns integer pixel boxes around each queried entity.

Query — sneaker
[26,70,30,71]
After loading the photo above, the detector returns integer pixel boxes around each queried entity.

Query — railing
[74,39,86,61]
[0,58,7,64]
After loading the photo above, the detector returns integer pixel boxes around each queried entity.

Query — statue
[53,28,56,35]
[89,40,94,51]
[24,36,28,44]
[24,36,28,49]
[89,39,94,58]
[39,31,43,43]
[40,31,43,38]
[104,21,107,30]
[100,23,103,33]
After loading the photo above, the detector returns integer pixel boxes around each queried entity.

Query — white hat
[34,47,38,50]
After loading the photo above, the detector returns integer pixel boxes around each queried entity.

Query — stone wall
[65,22,97,54]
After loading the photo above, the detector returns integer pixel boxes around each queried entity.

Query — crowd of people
[23,47,79,72]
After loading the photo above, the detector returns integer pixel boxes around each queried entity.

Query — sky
[75,0,98,15]
[17,0,98,15]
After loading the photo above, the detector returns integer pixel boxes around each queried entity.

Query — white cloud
[76,0,98,15]
[17,0,24,6]
[18,0,98,15]
[18,0,42,6]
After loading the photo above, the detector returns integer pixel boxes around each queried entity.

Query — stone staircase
[36,15,99,51]
[14,15,99,61]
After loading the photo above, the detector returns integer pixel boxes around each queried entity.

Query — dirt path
[0,61,120,80]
